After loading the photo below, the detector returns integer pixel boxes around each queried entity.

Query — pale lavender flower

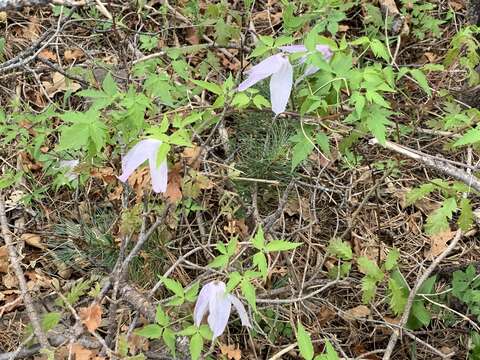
[194,280,251,339]
[58,159,79,181]
[118,139,168,193]
[238,53,293,115]
[238,44,332,115]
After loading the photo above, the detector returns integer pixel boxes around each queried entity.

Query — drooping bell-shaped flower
[193,280,251,340]
[238,53,293,116]
[238,43,332,115]
[58,159,79,181]
[118,139,168,193]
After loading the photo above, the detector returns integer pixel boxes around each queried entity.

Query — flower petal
[207,282,231,339]
[238,54,285,91]
[316,44,333,60]
[279,45,307,53]
[194,282,216,327]
[269,57,293,115]
[59,159,79,181]
[228,294,251,328]
[118,139,161,183]
[148,146,168,193]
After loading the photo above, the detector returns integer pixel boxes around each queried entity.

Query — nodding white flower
[238,44,332,115]
[193,280,251,340]
[118,139,168,193]
[58,159,79,181]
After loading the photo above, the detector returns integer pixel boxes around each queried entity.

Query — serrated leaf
[41,312,61,332]
[135,324,162,339]
[102,72,119,97]
[155,305,169,327]
[406,183,436,206]
[327,238,352,260]
[384,249,400,271]
[361,276,377,303]
[357,257,384,281]
[425,197,457,235]
[454,127,480,147]
[290,131,315,170]
[198,324,213,340]
[241,278,256,311]
[190,333,203,360]
[163,277,184,298]
[185,282,200,303]
[265,240,301,252]
[370,39,390,61]
[162,328,176,356]
[251,226,265,250]
[388,277,408,315]
[316,131,331,157]
[407,301,431,330]
[296,322,314,360]
[459,198,474,231]
[226,271,242,292]
[208,254,229,269]
[178,325,197,336]
[410,69,431,96]
[253,252,268,280]
[192,80,223,95]
[365,106,392,145]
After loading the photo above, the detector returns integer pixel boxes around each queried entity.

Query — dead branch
[370,138,480,193]
[382,229,463,359]
[0,196,50,349]
[0,0,84,11]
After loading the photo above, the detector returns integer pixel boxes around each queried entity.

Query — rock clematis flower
[193,280,251,340]
[118,139,168,193]
[238,44,333,115]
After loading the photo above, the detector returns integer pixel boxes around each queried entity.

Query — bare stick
[382,229,463,359]
[370,138,480,192]
[0,196,49,349]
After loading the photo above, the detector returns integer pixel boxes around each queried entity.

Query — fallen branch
[0,196,50,349]
[382,229,463,359]
[370,138,480,193]
[0,0,84,11]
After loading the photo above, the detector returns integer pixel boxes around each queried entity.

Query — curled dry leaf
[43,72,81,97]
[220,343,242,360]
[79,302,102,333]
[426,230,454,259]
[344,305,371,320]
[64,48,85,63]
[0,246,8,273]
[21,233,45,250]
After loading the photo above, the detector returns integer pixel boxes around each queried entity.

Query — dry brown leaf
[181,145,202,169]
[43,72,81,96]
[3,273,18,289]
[185,27,200,45]
[0,246,8,273]
[71,343,94,360]
[21,233,46,250]
[449,0,464,11]
[220,343,241,360]
[166,165,183,203]
[79,303,102,333]
[64,48,85,63]
[345,305,371,320]
[90,167,116,184]
[0,12,7,22]
[317,305,336,326]
[39,49,56,61]
[426,230,454,259]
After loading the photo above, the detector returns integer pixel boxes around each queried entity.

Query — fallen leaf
[0,12,6,22]
[317,305,336,326]
[79,303,102,333]
[39,49,56,61]
[0,246,8,273]
[71,343,94,360]
[185,27,200,45]
[42,72,81,96]
[21,233,46,250]
[426,230,454,259]
[220,343,241,360]
[344,305,371,320]
[181,145,202,169]
[449,0,464,11]
[165,164,183,203]
[3,273,18,289]
[64,48,85,63]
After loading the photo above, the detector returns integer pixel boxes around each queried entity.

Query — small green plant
[451,265,480,319]
[135,305,176,356]
[296,321,339,360]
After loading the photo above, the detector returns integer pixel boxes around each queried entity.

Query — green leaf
[357,257,384,281]
[407,301,431,330]
[406,183,436,206]
[178,325,197,336]
[361,276,378,303]
[315,340,339,360]
[459,198,474,231]
[135,324,162,339]
[454,127,480,147]
[226,237,238,257]
[208,254,229,269]
[163,277,184,298]
[388,277,408,315]
[162,328,176,356]
[409,69,431,96]
[41,312,61,332]
[425,197,457,235]
[265,240,301,252]
[58,122,90,151]
[252,94,270,108]
[327,238,352,260]
[316,131,331,157]
[296,322,314,360]
[241,278,257,311]
[227,272,242,292]
[365,106,391,145]
[418,275,437,295]
[199,324,213,340]
[370,39,390,61]
[384,249,400,271]
[155,305,169,327]
[251,226,265,250]
[102,72,119,97]
[192,80,223,95]
[190,333,203,360]
[185,282,200,303]
[290,131,315,170]
[253,252,268,280]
